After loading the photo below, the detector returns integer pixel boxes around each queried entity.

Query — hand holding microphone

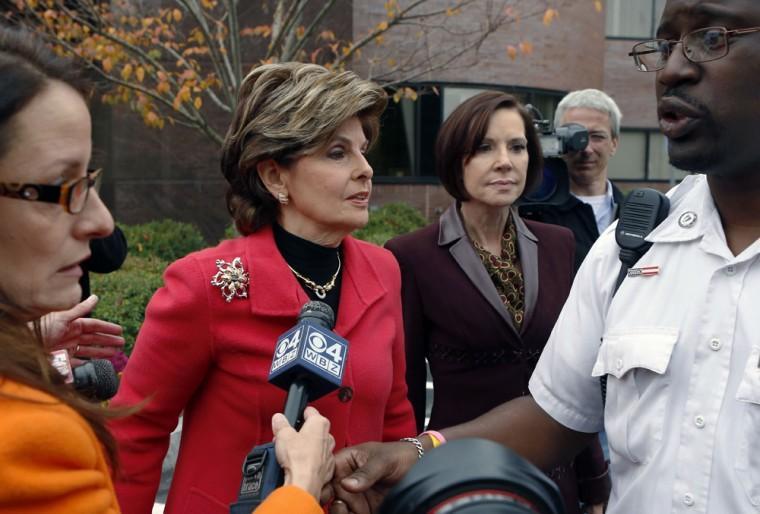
[230,301,348,513]
[272,406,336,501]
[49,349,120,400]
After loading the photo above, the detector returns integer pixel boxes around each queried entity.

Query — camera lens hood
[378,438,564,514]
[520,158,571,206]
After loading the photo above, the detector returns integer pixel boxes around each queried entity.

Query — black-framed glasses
[629,26,760,71]
[0,168,103,214]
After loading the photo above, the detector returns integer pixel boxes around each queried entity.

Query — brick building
[95,0,683,240]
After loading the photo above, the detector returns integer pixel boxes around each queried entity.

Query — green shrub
[353,202,427,245]
[222,222,240,241]
[122,220,206,262]
[90,255,167,356]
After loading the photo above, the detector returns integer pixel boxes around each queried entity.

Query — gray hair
[220,62,387,234]
[554,88,622,138]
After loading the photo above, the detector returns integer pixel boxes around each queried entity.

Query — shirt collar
[647,174,714,244]
[573,180,615,207]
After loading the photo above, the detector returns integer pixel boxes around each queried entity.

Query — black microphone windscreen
[297,301,335,330]
[73,359,119,400]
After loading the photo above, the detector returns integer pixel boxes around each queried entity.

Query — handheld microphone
[230,301,348,513]
[49,349,120,401]
[269,300,348,426]
[73,359,120,400]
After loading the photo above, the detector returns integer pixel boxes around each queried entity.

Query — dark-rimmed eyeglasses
[629,26,760,72]
[0,168,103,214]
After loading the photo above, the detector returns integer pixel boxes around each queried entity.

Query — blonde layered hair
[221,62,388,234]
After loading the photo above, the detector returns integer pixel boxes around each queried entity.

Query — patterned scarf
[472,216,525,328]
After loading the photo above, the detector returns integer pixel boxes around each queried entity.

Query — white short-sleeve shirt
[529,174,760,513]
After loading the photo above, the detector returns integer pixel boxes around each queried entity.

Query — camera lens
[379,439,564,514]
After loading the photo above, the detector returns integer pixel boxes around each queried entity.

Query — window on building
[647,132,689,182]
[610,130,647,179]
[609,129,689,183]
[442,87,490,120]
[369,89,441,180]
[371,85,686,186]
[606,0,666,38]
[369,84,563,182]
[370,98,415,178]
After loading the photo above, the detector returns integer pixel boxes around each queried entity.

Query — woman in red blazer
[110,63,416,514]
[385,92,609,514]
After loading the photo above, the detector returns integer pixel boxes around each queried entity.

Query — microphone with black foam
[73,359,120,400]
[230,301,349,513]
[49,349,120,401]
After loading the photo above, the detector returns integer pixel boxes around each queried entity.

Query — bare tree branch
[267,0,303,61]
[280,0,310,61]
[331,0,428,68]
[223,0,242,83]
[287,0,338,61]
[12,0,578,148]
[175,0,237,105]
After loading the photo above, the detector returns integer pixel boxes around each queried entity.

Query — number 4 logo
[275,328,302,357]
[325,343,343,363]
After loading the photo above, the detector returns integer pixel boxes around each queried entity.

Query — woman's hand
[39,295,125,366]
[272,406,336,500]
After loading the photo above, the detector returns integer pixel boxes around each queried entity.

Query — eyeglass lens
[69,177,90,213]
[69,171,102,213]
[634,27,728,70]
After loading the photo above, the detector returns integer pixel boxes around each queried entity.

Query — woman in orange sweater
[0,26,121,514]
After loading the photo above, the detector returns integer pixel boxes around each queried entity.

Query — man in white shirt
[330,1,760,513]
[521,89,625,271]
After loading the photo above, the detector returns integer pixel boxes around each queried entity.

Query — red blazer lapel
[243,229,387,337]
[245,226,310,318]
[335,236,388,336]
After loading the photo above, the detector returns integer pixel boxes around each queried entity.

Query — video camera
[529,105,589,159]
[520,105,589,205]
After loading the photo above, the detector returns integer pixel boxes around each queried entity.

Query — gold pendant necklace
[287,253,341,299]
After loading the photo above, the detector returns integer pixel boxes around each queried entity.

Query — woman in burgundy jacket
[110,63,416,514]
[385,92,609,514]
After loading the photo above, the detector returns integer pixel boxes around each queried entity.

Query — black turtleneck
[272,222,342,317]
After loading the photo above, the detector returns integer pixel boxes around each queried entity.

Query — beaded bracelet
[420,430,446,448]
[400,437,425,460]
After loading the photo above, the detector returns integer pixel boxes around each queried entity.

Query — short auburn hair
[435,91,543,202]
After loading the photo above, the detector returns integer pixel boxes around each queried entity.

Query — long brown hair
[0,26,120,469]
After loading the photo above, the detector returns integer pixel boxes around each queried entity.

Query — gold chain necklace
[287,253,341,299]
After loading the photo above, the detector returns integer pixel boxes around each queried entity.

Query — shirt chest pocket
[591,328,678,465]
[734,346,760,508]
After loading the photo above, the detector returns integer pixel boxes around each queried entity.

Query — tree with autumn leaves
[4,0,603,147]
